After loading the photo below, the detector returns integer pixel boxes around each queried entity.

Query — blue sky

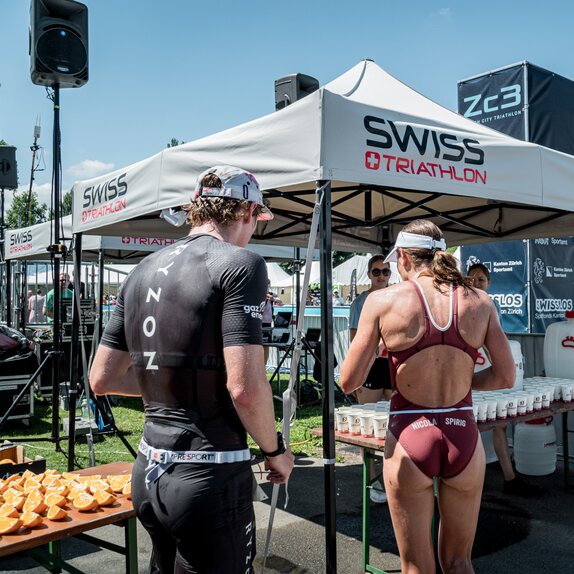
[2,0,573,215]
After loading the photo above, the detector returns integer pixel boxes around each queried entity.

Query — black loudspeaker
[30,0,88,88]
[0,146,18,189]
[275,73,319,111]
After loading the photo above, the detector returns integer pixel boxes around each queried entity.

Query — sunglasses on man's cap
[370,268,391,277]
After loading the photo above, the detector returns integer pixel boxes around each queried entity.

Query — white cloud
[3,182,53,214]
[430,7,453,22]
[67,159,115,180]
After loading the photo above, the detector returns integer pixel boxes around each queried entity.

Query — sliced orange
[62,472,81,481]
[0,458,14,465]
[42,475,62,487]
[47,505,67,521]
[108,475,131,493]
[45,484,70,498]
[3,489,25,509]
[0,504,19,518]
[88,479,112,494]
[77,474,101,484]
[73,492,98,512]
[122,481,132,499]
[0,516,21,534]
[23,479,44,494]
[44,493,66,508]
[21,511,43,529]
[44,469,58,475]
[94,490,116,507]
[23,497,47,515]
[21,469,37,480]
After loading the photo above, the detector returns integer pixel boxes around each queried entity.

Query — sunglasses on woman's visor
[370,268,391,277]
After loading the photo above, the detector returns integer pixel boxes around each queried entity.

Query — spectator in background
[28,288,45,323]
[43,273,74,323]
[332,289,344,306]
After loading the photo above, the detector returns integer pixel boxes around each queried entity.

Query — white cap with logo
[384,231,446,263]
[194,165,273,221]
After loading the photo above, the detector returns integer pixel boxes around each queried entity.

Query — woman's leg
[437,439,486,574]
[383,432,436,574]
[492,424,515,481]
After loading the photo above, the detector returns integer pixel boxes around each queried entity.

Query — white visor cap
[384,231,447,263]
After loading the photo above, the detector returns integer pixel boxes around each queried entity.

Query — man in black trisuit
[90,165,294,573]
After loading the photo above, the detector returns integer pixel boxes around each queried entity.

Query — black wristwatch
[260,431,286,458]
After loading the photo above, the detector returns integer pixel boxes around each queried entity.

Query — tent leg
[318,180,337,574]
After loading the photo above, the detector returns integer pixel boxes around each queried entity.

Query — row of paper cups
[335,402,390,440]
[472,377,573,422]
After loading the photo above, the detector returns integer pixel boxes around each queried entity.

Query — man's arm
[89,345,141,396]
[340,294,381,394]
[225,344,293,484]
[472,303,515,391]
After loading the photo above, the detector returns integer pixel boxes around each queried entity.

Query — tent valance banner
[529,237,574,333]
[461,240,528,333]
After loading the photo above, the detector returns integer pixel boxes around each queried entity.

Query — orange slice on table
[47,505,67,521]
[77,474,101,484]
[3,490,25,510]
[0,504,20,518]
[44,469,58,475]
[44,493,66,508]
[88,479,112,494]
[62,472,81,482]
[107,475,131,493]
[23,497,47,515]
[20,511,43,529]
[42,476,62,487]
[0,516,22,534]
[23,479,44,494]
[122,481,132,499]
[94,490,116,507]
[73,492,98,512]
[0,458,14,465]
[21,470,37,480]
[45,484,70,498]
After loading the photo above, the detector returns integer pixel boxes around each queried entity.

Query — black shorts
[132,444,255,573]
[363,358,391,390]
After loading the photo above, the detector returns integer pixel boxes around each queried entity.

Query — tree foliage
[167,138,184,148]
[5,190,48,228]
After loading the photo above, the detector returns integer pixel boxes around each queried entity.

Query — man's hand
[264,449,295,484]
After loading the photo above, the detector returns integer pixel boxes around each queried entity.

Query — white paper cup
[335,410,349,433]
[359,414,374,437]
[472,403,479,421]
[496,397,508,420]
[476,401,487,423]
[349,412,362,435]
[486,399,498,422]
[533,390,542,411]
[506,397,517,418]
[541,388,551,409]
[373,414,388,441]
[525,393,534,413]
[516,394,527,416]
[561,384,573,403]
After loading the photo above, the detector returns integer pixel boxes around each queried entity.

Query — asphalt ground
[1,443,573,574]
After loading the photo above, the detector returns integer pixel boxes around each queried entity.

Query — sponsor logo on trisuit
[81,172,128,223]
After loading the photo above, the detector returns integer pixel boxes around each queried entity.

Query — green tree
[167,138,184,148]
[5,190,48,228]
[49,190,72,219]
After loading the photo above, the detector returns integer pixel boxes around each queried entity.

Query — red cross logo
[365,151,380,170]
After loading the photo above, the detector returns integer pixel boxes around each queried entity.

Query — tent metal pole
[97,249,104,341]
[318,180,337,573]
[6,257,12,327]
[67,232,83,470]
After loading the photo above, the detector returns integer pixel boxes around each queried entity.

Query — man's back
[103,234,267,450]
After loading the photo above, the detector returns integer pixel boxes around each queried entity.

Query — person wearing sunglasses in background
[349,255,392,503]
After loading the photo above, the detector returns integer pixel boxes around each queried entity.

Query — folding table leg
[125,517,138,574]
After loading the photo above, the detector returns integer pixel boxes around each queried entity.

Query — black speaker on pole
[275,73,319,111]
[30,0,88,88]
[0,146,18,189]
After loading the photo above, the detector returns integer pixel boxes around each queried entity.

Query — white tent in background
[275,260,321,288]
[332,255,372,286]
[265,262,291,288]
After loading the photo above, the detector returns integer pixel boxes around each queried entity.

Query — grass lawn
[1,375,342,472]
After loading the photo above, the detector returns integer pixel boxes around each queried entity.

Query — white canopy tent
[265,262,291,288]
[72,59,574,247]
[332,255,371,286]
[69,59,574,571]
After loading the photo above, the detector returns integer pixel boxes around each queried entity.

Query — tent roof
[332,255,372,286]
[71,60,574,247]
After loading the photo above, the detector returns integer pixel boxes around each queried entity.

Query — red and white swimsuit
[387,281,480,479]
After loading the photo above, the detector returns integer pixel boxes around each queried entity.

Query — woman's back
[378,276,492,408]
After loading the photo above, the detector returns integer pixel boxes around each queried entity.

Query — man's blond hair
[182,173,251,227]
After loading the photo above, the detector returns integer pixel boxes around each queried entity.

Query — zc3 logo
[462,84,522,118]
